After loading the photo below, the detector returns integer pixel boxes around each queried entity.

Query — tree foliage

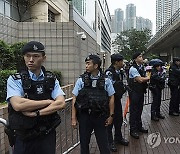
[0,40,26,70]
[0,41,14,70]
[113,29,152,60]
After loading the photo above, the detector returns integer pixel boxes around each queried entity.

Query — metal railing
[56,97,80,154]
[144,84,170,105]
[147,8,180,48]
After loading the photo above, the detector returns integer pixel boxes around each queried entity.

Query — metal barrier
[144,84,170,105]
[56,97,80,154]
[0,84,171,154]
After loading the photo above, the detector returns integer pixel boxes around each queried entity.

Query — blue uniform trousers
[169,86,180,113]
[129,91,144,132]
[151,87,162,116]
[13,130,56,154]
[77,111,110,154]
[107,96,123,144]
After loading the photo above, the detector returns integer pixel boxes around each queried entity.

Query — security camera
[77,32,86,41]
[81,33,86,40]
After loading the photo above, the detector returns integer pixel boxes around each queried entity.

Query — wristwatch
[35,110,40,117]
[110,114,114,118]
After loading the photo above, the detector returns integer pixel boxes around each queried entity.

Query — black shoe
[157,114,165,119]
[169,112,179,116]
[130,132,139,139]
[139,127,148,133]
[151,116,159,121]
[109,142,117,152]
[114,138,129,146]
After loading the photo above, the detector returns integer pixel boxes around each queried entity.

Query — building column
[30,2,48,22]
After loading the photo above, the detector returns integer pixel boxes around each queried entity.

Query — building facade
[136,17,152,32]
[0,0,110,85]
[0,0,69,22]
[71,0,111,53]
[114,8,124,33]
[156,0,180,32]
[125,3,136,30]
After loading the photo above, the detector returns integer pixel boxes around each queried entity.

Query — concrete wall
[0,16,101,85]
[18,21,100,84]
[30,0,69,22]
[0,16,18,44]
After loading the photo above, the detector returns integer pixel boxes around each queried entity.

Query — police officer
[168,57,180,116]
[6,41,66,154]
[71,54,115,154]
[128,52,150,139]
[105,54,129,152]
[149,61,166,121]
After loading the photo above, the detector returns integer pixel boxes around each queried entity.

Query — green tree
[10,42,26,71]
[0,40,14,70]
[113,29,152,60]
[15,0,41,21]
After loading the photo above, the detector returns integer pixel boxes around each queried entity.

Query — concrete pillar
[30,2,48,22]
[173,47,180,57]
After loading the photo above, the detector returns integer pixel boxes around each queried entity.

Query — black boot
[157,114,165,119]
[109,142,117,152]
[151,112,159,121]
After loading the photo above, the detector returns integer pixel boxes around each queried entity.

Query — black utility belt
[16,126,54,141]
[80,109,106,117]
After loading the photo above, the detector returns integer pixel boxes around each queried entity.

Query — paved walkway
[70,99,180,154]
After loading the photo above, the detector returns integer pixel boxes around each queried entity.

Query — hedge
[0,70,16,102]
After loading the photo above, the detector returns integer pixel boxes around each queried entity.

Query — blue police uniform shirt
[6,69,65,102]
[72,71,115,97]
[129,65,141,79]
[106,70,121,84]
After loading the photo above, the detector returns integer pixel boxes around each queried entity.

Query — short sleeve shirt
[129,66,141,79]
[72,72,115,97]
[6,69,65,102]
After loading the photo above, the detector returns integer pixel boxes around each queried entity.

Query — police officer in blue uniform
[6,41,66,154]
[128,52,150,139]
[105,54,129,152]
[149,61,166,121]
[168,57,180,116]
[71,54,115,154]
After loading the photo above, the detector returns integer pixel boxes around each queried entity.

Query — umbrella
[149,59,163,66]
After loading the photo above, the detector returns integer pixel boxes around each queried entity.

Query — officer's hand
[22,111,36,117]
[71,117,78,129]
[105,117,113,126]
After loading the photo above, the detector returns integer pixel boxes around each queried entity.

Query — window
[48,10,55,22]
[0,0,4,14]
[5,2,10,16]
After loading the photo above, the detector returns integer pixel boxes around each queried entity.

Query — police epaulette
[11,73,21,80]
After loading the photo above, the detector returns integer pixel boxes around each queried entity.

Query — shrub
[0,70,16,103]
[52,70,62,85]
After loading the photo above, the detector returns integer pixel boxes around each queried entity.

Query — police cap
[22,41,45,55]
[85,54,102,67]
[173,57,180,63]
[111,53,124,63]
[132,52,142,60]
